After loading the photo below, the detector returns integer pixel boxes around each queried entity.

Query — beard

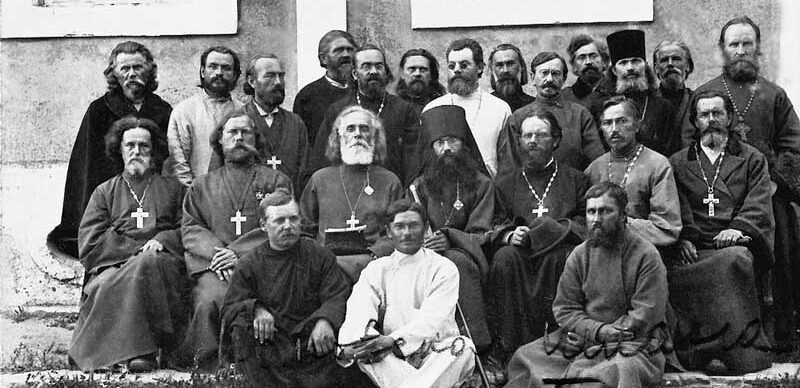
[328,57,354,84]
[659,69,685,92]
[203,75,236,95]
[118,74,146,101]
[124,158,150,177]
[398,78,427,96]
[340,140,375,165]
[588,217,625,248]
[424,151,476,200]
[358,75,387,99]
[257,85,285,107]
[225,143,258,165]
[448,75,479,96]
[521,145,553,171]
[579,64,603,85]
[494,75,521,99]
[700,124,729,149]
[724,56,759,83]
[615,71,648,95]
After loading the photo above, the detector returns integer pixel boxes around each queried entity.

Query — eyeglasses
[432,137,460,148]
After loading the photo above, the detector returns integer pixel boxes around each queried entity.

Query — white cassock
[338,248,475,388]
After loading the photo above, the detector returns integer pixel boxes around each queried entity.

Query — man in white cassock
[337,198,475,388]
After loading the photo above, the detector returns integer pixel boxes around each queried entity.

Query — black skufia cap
[607,29,646,65]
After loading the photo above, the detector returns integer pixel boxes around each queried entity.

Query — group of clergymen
[45,13,800,388]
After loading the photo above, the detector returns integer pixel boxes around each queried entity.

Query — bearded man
[238,54,308,193]
[294,30,358,147]
[497,52,605,178]
[489,43,534,112]
[683,17,800,347]
[309,45,419,184]
[167,46,244,187]
[70,117,187,372]
[506,182,669,388]
[50,41,172,258]
[563,34,611,107]
[668,91,773,373]
[396,48,446,110]
[424,38,511,179]
[654,40,695,138]
[407,105,494,352]
[180,109,293,368]
[587,30,678,156]
[221,189,351,387]
[489,109,587,362]
[300,106,403,283]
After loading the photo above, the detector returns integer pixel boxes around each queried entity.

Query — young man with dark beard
[563,34,610,108]
[180,109,293,369]
[681,17,800,348]
[653,41,695,140]
[505,181,668,388]
[406,105,494,353]
[668,91,774,373]
[395,48,446,111]
[586,30,678,156]
[489,43,534,112]
[489,109,587,363]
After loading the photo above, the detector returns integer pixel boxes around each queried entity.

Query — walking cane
[457,302,491,388]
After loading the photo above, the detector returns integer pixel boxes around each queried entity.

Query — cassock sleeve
[729,151,775,268]
[78,183,144,273]
[151,183,185,256]
[773,88,800,154]
[167,108,194,187]
[181,183,225,273]
[388,261,460,356]
[293,246,352,335]
[338,263,383,347]
[579,108,606,164]
[463,177,496,237]
[220,257,261,329]
[617,247,668,337]
[553,247,607,341]
[299,174,321,238]
[627,162,682,246]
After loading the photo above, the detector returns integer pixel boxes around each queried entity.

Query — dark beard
[257,86,285,108]
[494,77,521,99]
[359,76,387,99]
[204,76,235,96]
[724,58,759,82]
[448,76,479,96]
[396,78,440,102]
[521,146,552,171]
[424,152,477,200]
[587,219,625,248]
[225,144,258,165]
[579,65,602,85]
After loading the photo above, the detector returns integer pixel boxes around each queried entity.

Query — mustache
[623,70,642,78]
[338,57,352,66]
[582,63,599,72]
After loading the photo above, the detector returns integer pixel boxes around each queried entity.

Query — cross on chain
[267,155,282,170]
[531,204,549,218]
[346,214,361,230]
[131,207,149,229]
[230,210,247,236]
[703,192,719,216]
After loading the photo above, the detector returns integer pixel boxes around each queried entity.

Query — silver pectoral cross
[345,213,361,230]
[703,192,720,216]
[131,207,149,229]
[230,210,247,236]
[531,203,549,218]
[266,155,282,169]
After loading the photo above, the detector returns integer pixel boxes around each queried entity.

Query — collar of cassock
[325,75,349,89]
[202,89,232,102]
[392,248,425,267]
[535,94,564,108]
[255,103,280,117]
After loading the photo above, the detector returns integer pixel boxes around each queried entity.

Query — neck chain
[608,144,644,188]
[521,160,558,209]
[439,180,463,227]
[721,76,758,122]
[122,174,152,209]
[356,91,386,117]
[339,165,371,222]
[694,143,727,194]
[451,91,482,124]
[639,95,649,121]
[221,166,257,212]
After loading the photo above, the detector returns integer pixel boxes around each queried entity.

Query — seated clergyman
[505,182,669,388]
[220,188,351,386]
[70,117,188,372]
[668,90,774,373]
[337,199,476,387]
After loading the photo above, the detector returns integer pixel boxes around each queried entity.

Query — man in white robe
[337,199,475,388]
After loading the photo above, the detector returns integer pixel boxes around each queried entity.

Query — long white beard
[341,143,375,165]
[701,132,728,150]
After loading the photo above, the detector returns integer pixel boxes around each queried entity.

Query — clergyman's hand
[307,319,336,356]
[140,239,163,252]
[210,247,238,272]
[713,229,744,249]
[596,324,634,343]
[253,306,275,344]
[508,226,530,246]
[424,231,451,252]
[677,239,698,266]
[561,331,584,354]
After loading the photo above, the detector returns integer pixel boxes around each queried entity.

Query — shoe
[128,354,157,373]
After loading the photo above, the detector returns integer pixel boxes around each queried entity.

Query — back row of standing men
[49,14,800,386]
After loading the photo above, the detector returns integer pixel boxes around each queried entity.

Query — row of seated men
[52,14,798,387]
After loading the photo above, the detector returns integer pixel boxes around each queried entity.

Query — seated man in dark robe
[70,117,187,372]
[221,189,351,387]
[181,109,292,368]
[489,109,587,363]
[406,105,494,352]
[668,91,774,373]
[300,106,403,283]
[506,182,669,388]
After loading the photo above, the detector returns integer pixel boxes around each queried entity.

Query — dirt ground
[0,307,75,373]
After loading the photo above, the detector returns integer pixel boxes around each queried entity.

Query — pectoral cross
[266,155,282,170]
[230,210,247,236]
[703,192,719,216]
[531,203,549,218]
[346,213,361,230]
[131,207,149,229]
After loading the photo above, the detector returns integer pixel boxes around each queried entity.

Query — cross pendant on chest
[346,213,361,230]
[131,207,149,229]
[531,203,549,218]
[230,210,247,236]
[267,155,282,169]
[703,192,720,216]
